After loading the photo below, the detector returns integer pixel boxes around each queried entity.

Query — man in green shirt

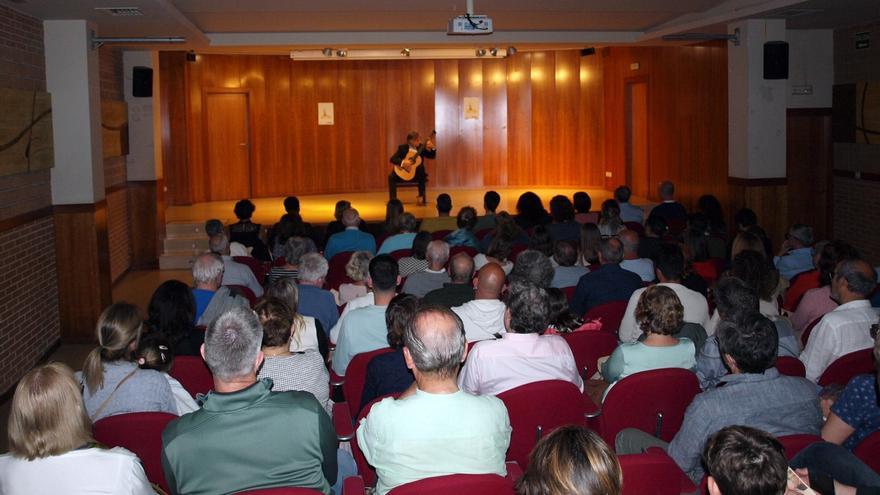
[357,305,512,494]
[161,307,341,495]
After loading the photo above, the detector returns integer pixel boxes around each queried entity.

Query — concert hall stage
[165,187,652,226]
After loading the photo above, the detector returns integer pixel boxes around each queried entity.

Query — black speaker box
[132,66,153,98]
[763,41,789,80]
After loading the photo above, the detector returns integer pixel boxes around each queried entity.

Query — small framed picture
[318,102,334,125]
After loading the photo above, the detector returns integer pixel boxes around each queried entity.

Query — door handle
[239,143,248,147]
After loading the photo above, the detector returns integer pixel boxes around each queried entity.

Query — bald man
[324,208,376,260]
[423,253,476,308]
[453,262,508,342]
[618,229,655,282]
[800,258,879,382]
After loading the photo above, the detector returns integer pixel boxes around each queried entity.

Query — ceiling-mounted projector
[448,14,493,35]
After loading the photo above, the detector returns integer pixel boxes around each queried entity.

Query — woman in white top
[0,363,154,495]
[334,250,372,306]
[136,332,199,415]
[598,199,625,237]
[266,278,330,360]
[255,298,332,415]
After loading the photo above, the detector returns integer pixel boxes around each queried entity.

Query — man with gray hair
[357,306,511,494]
[649,180,688,225]
[191,252,249,326]
[570,237,643,316]
[618,229,655,282]
[297,252,338,335]
[209,233,264,297]
[403,240,451,298]
[509,249,555,288]
[324,208,376,261]
[459,281,582,396]
[774,223,815,280]
[161,307,346,495]
[422,252,476,308]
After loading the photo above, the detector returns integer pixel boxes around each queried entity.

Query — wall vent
[94,7,144,16]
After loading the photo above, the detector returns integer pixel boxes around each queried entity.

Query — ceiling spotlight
[489,47,498,57]
[336,49,347,57]
[322,48,333,57]
[400,48,411,57]
[506,46,517,56]
[475,48,486,57]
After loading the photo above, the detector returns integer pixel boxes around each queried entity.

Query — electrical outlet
[605,171,613,178]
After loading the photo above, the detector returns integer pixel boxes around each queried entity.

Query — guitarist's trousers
[388,167,427,200]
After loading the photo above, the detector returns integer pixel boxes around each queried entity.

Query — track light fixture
[475,48,486,57]
[506,46,517,56]
[321,48,333,57]
[401,48,411,57]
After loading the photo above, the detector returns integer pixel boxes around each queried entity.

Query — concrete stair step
[166,221,208,239]
[164,237,209,252]
[159,253,197,270]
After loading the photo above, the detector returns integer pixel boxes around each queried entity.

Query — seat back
[801,317,822,348]
[475,228,493,240]
[497,380,586,469]
[226,284,258,306]
[93,412,177,491]
[777,434,823,460]
[431,230,453,240]
[326,251,356,291]
[352,394,400,487]
[388,249,411,261]
[561,286,576,303]
[169,355,214,398]
[623,222,645,237]
[854,430,880,474]
[343,347,395,418]
[619,450,689,495]
[449,246,479,258]
[509,243,529,262]
[599,368,700,447]
[691,261,719,286]
[775,356,806,378]
[234,488,323,494]
[817,349,876,387]
[584,300,629,336]
[232,256,268,285]
[388,474,514,494]
[560,331,618,379]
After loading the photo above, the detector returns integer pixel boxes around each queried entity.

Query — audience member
[296,253,339,337]
[266,277,329,359]
[775,223,815,280]
[419,193,458,232]
[578,221,601,266]
[383,198,404,234]
[360,293,418,411]
[800,258,878,382]
[783,239,827,312]
[324,208,376,260]
[697,195,727,248]
[679,240,710,298]
[357,306,511,494]
[616,313,822,483]
[703,250,781,336]
[332,255,400,375]
[547,195,580,242]
[136,332,198,415]
[398,231,431,277]
[791,240,858,335]
[683,213,711,262]
[377,212,417,254]
[459,282,583,395]
[270,196,314,251]
[516,425,622,495]
[480,210,529,252]
[702,426,788,495]
[205,218,224,237]
[323,199,367,246]
[638,214,668,261]
[473,190,501,231]
[573,191,599,224]
[730,229,768,261]
[335,250,372,305]
[598,199,625,237]
[649,181,688,225]
[509,249,555,288]
[615,185,644,224]
[696,277,799,390]
[570,238,643,317]
[228,199,270,261]
[403,240,451,297]
[147,279,201,356]
[619,244,710,343]
[423,253,476,307]
[514,191,552,230]
[78,303,176,421]
[475,232,515,275]
[209,232,264,297]
[453,262,508,342]
[545,288,596,335]
[445,206,480,249]
[551,241,588,288]
[0,363,154,494]
[191,253,249,326]
[602,286,696,384]
[162,307,350,495]
[528,225,554,257]
[255,298,331,415]
[619,229,655,282]
[267,236,312,284]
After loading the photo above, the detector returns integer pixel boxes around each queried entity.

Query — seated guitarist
[389,130,436,205]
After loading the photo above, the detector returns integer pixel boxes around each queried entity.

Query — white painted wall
[44,20,105,204]
[123,50,161,180]
[727,19,787,179]
[787,29,834,108]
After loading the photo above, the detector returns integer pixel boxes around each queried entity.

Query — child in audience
[545,288,601,334]
[136,332,199,415]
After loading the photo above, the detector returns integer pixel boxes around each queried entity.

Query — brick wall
[833,21,880,264]
[0,5,60,395]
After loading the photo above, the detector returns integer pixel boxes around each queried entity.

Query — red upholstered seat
[93,412,177,492]
[561,285,576,303]
[777,434,823,460]
[168,355,213,398]
[232,256,268,285]
[801,317,822,347]
[226,284,258,306]
[326,251,356,291]
[854,430,880,474]
[234,488,323,494]
[775,356,806,378]
[388,473,514,494]
[475,228,493,240]
[590,368,700,448]
[691,260,719,286]
[584,300,629,336]
[509,243,528,262]
[619,449,695,495]
[497,380,587,469]
[817,349,876,387]
[431,230,453,240]
[560,331,618,380]
[343,393,401,487]
[337,347,395,420]
[388,249,411,261]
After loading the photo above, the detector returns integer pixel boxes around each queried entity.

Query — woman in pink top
[790,241,859,335]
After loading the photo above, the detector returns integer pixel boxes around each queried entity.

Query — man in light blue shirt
[324,208,376,260]
[618,229,655,282]
[331,255,399,376]
[357,306,511,495]
[773,223,814,280]
[377,213,417,254]
[615,185,644,224]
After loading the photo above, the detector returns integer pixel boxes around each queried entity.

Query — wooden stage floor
[166,187,651,225]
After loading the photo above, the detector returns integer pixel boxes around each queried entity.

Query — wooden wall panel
[506,53,532,187]
[482,58,508,186]
[579,53,605,187]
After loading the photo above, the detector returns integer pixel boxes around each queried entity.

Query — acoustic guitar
[393,130,436,181]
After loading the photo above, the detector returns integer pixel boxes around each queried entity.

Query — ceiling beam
[638,0,807,41]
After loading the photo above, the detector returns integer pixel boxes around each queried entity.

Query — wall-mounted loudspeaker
[763,41,789,80]
[132,66,153,98]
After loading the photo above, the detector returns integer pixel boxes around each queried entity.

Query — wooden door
[625,81,649,198]
[204,92,251,201]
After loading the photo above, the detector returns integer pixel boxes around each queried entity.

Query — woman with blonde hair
[78,302,175,421]
[598,199,625,237]
[516,425,622,495]
[334,250,372,305]
[266,278,329,361]
[0,363,154,494]
[578,222,602,267]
